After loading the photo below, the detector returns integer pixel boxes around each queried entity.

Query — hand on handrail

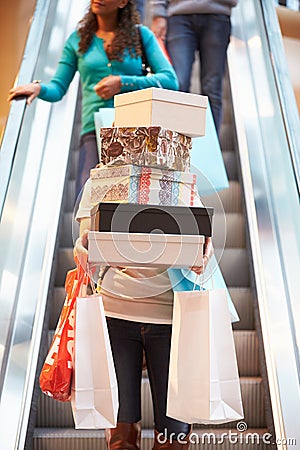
[7,82,41,105]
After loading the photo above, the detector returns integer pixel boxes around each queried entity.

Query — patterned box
[90,165,198,207]
[99,126,192,172]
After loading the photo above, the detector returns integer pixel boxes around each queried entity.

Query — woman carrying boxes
[75,87,214,450]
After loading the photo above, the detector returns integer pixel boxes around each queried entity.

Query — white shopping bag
[167,288,244,424]
[71,295,119,429]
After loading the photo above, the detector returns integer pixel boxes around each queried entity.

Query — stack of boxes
[88,88,213,268]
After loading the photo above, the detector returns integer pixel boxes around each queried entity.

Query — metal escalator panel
[0,0,51,218]
[0,0,36,146]
[228,0,300,447]
[0,0,85,448]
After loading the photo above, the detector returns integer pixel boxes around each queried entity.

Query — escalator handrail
[0,0,85,448]
[228,1,300,448]
[0,0,52,220]
[261,0,300,195]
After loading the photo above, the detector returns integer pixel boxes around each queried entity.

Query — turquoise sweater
[38,25,179,135]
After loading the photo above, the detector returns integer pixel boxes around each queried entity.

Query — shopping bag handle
[192,274,201,291]
[86,263,98,295]
[192,267,215,292]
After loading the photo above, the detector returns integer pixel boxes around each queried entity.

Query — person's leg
[196,14,231,133]
[106,318,144,450]
[134,0,145,22]
[166,15,198,93]
[75,131,99,201]
[142,323,190,448]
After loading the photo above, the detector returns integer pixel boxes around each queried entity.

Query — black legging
[106,317,190,438]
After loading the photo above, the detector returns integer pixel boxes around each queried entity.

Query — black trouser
[106,317,190,438]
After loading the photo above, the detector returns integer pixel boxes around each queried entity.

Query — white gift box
[88,231,204,268]
[114,88,208,138]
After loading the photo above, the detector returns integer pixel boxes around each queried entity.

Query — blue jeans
[106,317,190,438]
[135,0,145,22]
[75,131,98,201]
[166,14,231,133]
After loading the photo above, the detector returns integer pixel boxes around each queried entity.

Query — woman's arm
[38,33,78,102]
[74,217,91,272]
[8,32,78,104]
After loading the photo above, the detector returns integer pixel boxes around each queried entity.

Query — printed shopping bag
[167,288,244,424]
[39,263,87,401]
[71,295,119,429]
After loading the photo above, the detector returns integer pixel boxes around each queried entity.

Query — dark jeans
[75,131,98,201]
[135,0,145,22]
[167,14,231,133]
[106,317,190,438]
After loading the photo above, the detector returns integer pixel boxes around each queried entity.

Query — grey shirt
[151,0,238,19]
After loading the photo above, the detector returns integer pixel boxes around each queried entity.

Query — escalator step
[218,248,250,287]
[69,149,79,181]
[213,212,245,248]
[230,287,254,331]
[36,375,265,430]
[33,426,271,450]
[202,181,242,214]
[220,123,235,153]
[222,99,233,126]
[33,427,271,450]
[233,331,260,376]
[222,150,238,180]
[65,180,76,213]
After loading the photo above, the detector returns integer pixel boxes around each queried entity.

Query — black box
[91,203,214,237]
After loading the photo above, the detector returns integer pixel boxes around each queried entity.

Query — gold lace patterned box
[114,88,208,137]
[90,164,199,207]
[99,126,192,172]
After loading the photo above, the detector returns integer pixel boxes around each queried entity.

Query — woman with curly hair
[8,0,178,199]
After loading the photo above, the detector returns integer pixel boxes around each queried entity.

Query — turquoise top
[38,25,179,135]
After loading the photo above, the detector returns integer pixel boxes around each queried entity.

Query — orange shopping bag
[39,261,88,401]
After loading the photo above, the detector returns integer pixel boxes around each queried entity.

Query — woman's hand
[94,75,121,100]
[7,82,41,105]
[74,229,89,272]
[190,237,214,275]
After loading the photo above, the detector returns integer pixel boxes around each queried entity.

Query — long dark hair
[77,0,142,61]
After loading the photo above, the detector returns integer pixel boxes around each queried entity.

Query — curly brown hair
[77,0,142,61]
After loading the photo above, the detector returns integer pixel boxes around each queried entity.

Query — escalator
[0,1,299,449]
[30,67,273,450]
